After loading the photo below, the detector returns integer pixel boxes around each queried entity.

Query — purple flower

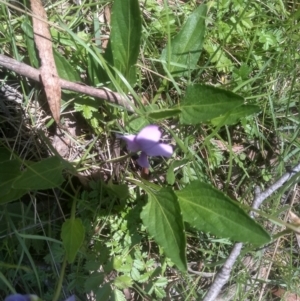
[4,295,35,301]
[4,294,75,301]
[63,296,75,301]
[117,125,173,168]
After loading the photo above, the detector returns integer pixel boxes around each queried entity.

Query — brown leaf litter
[30,0,61,124]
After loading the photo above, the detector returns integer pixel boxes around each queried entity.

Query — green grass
[1,0,300,300]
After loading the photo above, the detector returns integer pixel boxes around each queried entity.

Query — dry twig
[0,54,135,112]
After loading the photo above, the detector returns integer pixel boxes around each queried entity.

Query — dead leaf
[288,211,300,247]
[104,4,111,24]
[211,139,244,154]
[289,211,300,226]
[272,287,300,301]
[30,0,61,123]
[52,123,75,159]
[102,5,111,49]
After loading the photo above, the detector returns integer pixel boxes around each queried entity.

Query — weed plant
[0,0,300,300]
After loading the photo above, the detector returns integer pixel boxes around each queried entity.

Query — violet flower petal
[146,143,173,157]
[4,295,31,301]
[117,134,140,152]
[135,125,161,151]
[136,152,149,168]
[117,125,173,167]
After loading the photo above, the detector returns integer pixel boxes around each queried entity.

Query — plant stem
[53,255,67,301]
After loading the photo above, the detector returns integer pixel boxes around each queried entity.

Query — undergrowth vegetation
[0,0,300,300]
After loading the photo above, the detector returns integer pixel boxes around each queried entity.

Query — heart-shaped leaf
[0,159,26,204]
[54,49,80,82]
[0,187,28,204]
[0,147,16,162]
[177,181,270,245]
[110,0,142,86]
[140,187,187,271]
[211,104,260,126]
[0,160,22,195]
[61,218,85,263]
[13,156,64,190]
[161,4,207,77]
[179,84,244,125]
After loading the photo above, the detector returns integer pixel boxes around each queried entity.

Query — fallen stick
[0,54,135,112]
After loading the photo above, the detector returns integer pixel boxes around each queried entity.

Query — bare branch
[251,163,300,212]
[203,243,243,301]
[203,163,300,301]
[0,54,135,112]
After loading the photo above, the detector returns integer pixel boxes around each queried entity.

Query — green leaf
[0,148,13,162]
[0,160,22,195]
[233,63,252,79]
[131,267,141,281]
[61,218,85,263]
[114,275,133,289]
[0,159,27,204]
[176,181,271,245]
[21,20,39,68]
[241,18,253,29]
[128,116,150,132]
[166,159,189,185]
[211,105,260,126]
[148,108,181,120]
[0,151,69,204]
[87,49,104,86]
[93,12,102,48]
[84,272,105,291]
[128,104,159,131]
[160,4,207,77]
[166,168,176,186]
[112,289,126,301]
[155,277,168,287]
[90,117,99,129]
[179,84,244,125]
[140,187,187,272]
[154,287,166,299]
[110,0,142,86]
[74,97,99,120]
[54,49,80,82]
[98,41,114,86]
[95,283,112,300]
[0,187,27,204]
[82,105,95,119]
[203,41,233,72]
[13,156,64,190]
[138,272,151,283]
[106,181,129,200]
